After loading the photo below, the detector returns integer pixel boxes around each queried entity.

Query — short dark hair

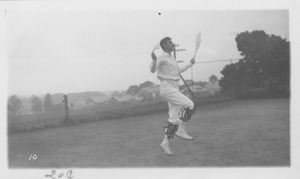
[160,37,171,51]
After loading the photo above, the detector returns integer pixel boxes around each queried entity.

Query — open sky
[6,9,288,96]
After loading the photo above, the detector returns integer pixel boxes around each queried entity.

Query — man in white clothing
[150,37,198,155]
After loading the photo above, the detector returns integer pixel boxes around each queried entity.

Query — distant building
[181,84,210,98]
[110,91,143,104]
[106,97,119,105]
[139,85,161,101]
[205,80,221,95]
[181,80,221,98]
[85,96,112,105]
[112,94,143,103]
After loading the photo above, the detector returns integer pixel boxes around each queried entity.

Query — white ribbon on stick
[152,44,160,52]
[193,31,201,58]
[191,31,201,95]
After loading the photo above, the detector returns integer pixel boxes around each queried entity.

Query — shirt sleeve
[150,55,167,73]
[179,62,193,73]
[149,60,157,73]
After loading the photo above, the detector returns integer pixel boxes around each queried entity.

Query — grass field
[8,98,290,168]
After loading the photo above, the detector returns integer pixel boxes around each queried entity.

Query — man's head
[160,37,175,53]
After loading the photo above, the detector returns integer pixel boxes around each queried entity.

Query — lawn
[8,98,289,167]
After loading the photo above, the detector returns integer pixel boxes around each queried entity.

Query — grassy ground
[8,98,289,168]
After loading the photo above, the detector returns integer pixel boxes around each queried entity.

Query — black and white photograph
[1,0,299,178]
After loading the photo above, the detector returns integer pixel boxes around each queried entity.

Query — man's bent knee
[188,101,194,111]
[182,97,194,110]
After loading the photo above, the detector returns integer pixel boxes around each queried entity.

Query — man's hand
[190,58,196,64]
[151,51,157,61]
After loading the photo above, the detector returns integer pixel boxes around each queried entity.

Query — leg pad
[179,107,194,123]
[163,122,179,139]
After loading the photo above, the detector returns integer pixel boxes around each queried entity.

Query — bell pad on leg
[179,107,194,123]
[163,122,179,139]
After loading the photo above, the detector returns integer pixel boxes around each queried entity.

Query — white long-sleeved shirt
[150,52,193,81]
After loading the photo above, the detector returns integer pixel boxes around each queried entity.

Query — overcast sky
[6,10,288,96]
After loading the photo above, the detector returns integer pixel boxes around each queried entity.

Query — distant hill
[51,91,107,104]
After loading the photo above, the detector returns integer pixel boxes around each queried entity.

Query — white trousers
[160,79,194,123]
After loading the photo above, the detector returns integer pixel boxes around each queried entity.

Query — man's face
[164,39,175,51]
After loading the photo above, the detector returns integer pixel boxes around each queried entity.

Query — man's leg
[163,89,194,112]
[160,101,179,155]
[164,90,195,140]
[159,81,195,155]
[176,119,194,140]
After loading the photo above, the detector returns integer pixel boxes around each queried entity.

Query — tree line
[126,75,218,96]
[7,93,54,115]
[219,30,289,98]
[126,81,155,95]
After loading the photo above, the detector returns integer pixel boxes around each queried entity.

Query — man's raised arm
[150,51,157,73]
[179,58,195,73]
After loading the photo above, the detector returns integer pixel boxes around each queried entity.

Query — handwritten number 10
[28,154,37,160]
